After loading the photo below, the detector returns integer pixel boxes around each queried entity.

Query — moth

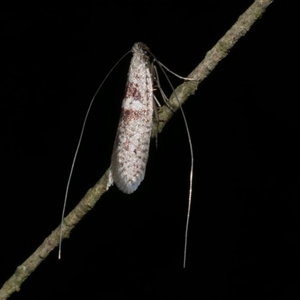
[108,42,153,194]
[60,42,193,268]
[107,43,194,268]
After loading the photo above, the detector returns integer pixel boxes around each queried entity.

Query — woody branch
[0,0,274,299]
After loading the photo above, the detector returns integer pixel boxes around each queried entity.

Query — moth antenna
[150,52,194,268]
[58,49,131,259]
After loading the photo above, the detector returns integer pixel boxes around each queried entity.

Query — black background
[1,1,299,299]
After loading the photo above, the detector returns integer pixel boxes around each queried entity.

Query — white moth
[60,42,193,268]
[107,42,194,268]
[108,42,153,194]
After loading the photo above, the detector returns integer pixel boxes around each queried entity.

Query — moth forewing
[109,43,154,194]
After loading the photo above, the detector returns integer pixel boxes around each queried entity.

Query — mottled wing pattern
[110,43,154,194]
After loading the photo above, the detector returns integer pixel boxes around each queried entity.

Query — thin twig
[0,0,274,298]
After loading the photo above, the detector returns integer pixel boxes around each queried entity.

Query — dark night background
[1,1,299,299]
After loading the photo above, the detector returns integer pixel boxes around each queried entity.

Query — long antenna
[58,49,131,259]
[150,52,194,268]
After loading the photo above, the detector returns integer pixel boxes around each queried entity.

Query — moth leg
[152,98,160,148]
[156,60,196,81]
[152,64,175,113]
